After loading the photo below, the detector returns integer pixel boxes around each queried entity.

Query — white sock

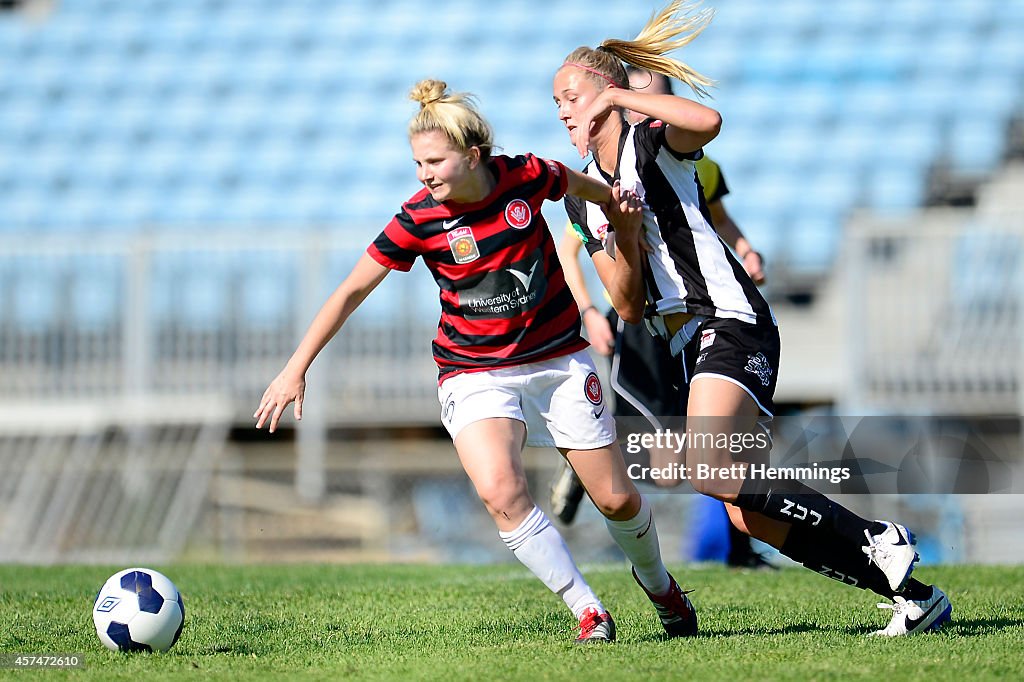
[499,505,603,619]
[603,495,672,596]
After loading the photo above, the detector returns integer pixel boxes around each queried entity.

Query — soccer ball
[92,568,185,653]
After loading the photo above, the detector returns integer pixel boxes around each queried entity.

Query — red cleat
[633,568,698,637]
[574,607,616,643]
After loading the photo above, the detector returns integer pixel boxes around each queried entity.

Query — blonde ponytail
[408,79,494,158]
[562,0,715,98]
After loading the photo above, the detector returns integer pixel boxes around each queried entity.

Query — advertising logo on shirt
[457,249,548,319]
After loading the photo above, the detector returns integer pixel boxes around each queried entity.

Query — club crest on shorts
[447,226,480,264]
[504,199,532,229]
[584,372,603,405]
[700,329,716,350]
[744,352,773,387]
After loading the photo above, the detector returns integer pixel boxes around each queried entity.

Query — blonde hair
[408,79,494,159]
[562,0,714,98]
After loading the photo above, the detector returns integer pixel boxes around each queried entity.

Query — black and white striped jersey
[565,119,776,327]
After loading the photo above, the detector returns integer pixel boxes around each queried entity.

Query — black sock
[779,524,895,598]
[897,579,933,602]
[726,520,756,564]
[735,476,887,547]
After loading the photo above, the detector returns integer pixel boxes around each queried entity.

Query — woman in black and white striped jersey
[550,0,950,637]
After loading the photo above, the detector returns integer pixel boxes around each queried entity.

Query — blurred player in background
[255,79,698,642]
[550,0,951,636]
[550,66,772,570]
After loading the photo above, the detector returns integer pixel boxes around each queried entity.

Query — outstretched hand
[254,368,306,433]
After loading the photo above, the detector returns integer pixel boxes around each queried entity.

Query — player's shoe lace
[574,607,616,644]
[871,586,952,636]
[632,568,698,638]
[862,521,919,592]
[550,460,586,525]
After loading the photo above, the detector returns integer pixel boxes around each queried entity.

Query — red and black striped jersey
[367,153,588,382]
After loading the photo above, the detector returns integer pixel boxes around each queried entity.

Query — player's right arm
[254,253,390,432]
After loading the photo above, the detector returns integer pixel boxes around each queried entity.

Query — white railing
[0,230,443,426]
[843,208,1024,416]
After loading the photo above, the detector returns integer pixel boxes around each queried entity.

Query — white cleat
[862,521,919,592]
[872,585,952,636]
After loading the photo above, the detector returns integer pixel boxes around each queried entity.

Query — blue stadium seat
[865,165,927,213]
[0,0,1018,278]
[947,116,1008,175]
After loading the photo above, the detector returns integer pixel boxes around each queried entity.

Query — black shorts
[681,317,780,416]
[607,309,686,420]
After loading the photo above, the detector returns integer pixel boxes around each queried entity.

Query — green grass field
[1,563,1022,681]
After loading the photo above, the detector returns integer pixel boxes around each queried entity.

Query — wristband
[580,305,599,316]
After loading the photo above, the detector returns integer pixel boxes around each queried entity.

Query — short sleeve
[366,210,420,272]
[564,194,605,257]
[633,118,704,163]
[696,156,729,204]
[541,157,570,202]
[518,153,570,203]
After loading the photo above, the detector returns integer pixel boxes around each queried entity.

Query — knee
[689,476,739,503]
[474,473,531,519]
[593,491,641,521]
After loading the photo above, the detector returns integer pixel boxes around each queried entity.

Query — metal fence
[0,231,443,424]
[843,208,1024,416]
[2,207,1023,564]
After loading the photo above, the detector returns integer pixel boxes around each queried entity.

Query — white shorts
[437,350,617,450]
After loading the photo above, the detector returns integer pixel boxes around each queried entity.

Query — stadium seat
[0,0,1019,279]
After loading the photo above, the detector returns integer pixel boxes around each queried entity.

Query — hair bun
[409,79,448,107]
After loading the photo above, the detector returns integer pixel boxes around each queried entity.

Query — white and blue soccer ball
[92,568,185,653]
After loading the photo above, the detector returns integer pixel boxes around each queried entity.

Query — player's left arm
[709,199,765,285]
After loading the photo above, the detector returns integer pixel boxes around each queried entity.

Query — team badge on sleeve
[447,227,481,264]
[584,372,604,405]
[505,199,532,229]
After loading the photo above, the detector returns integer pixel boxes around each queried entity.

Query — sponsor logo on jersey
[584,372,603,405]
[546,160,562,177]
[744,352,773,387]
[700,329,716,350]
[505,199,532,229]
[442,217,462,230]
[447,226,481,264]
[457,249,548,319]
